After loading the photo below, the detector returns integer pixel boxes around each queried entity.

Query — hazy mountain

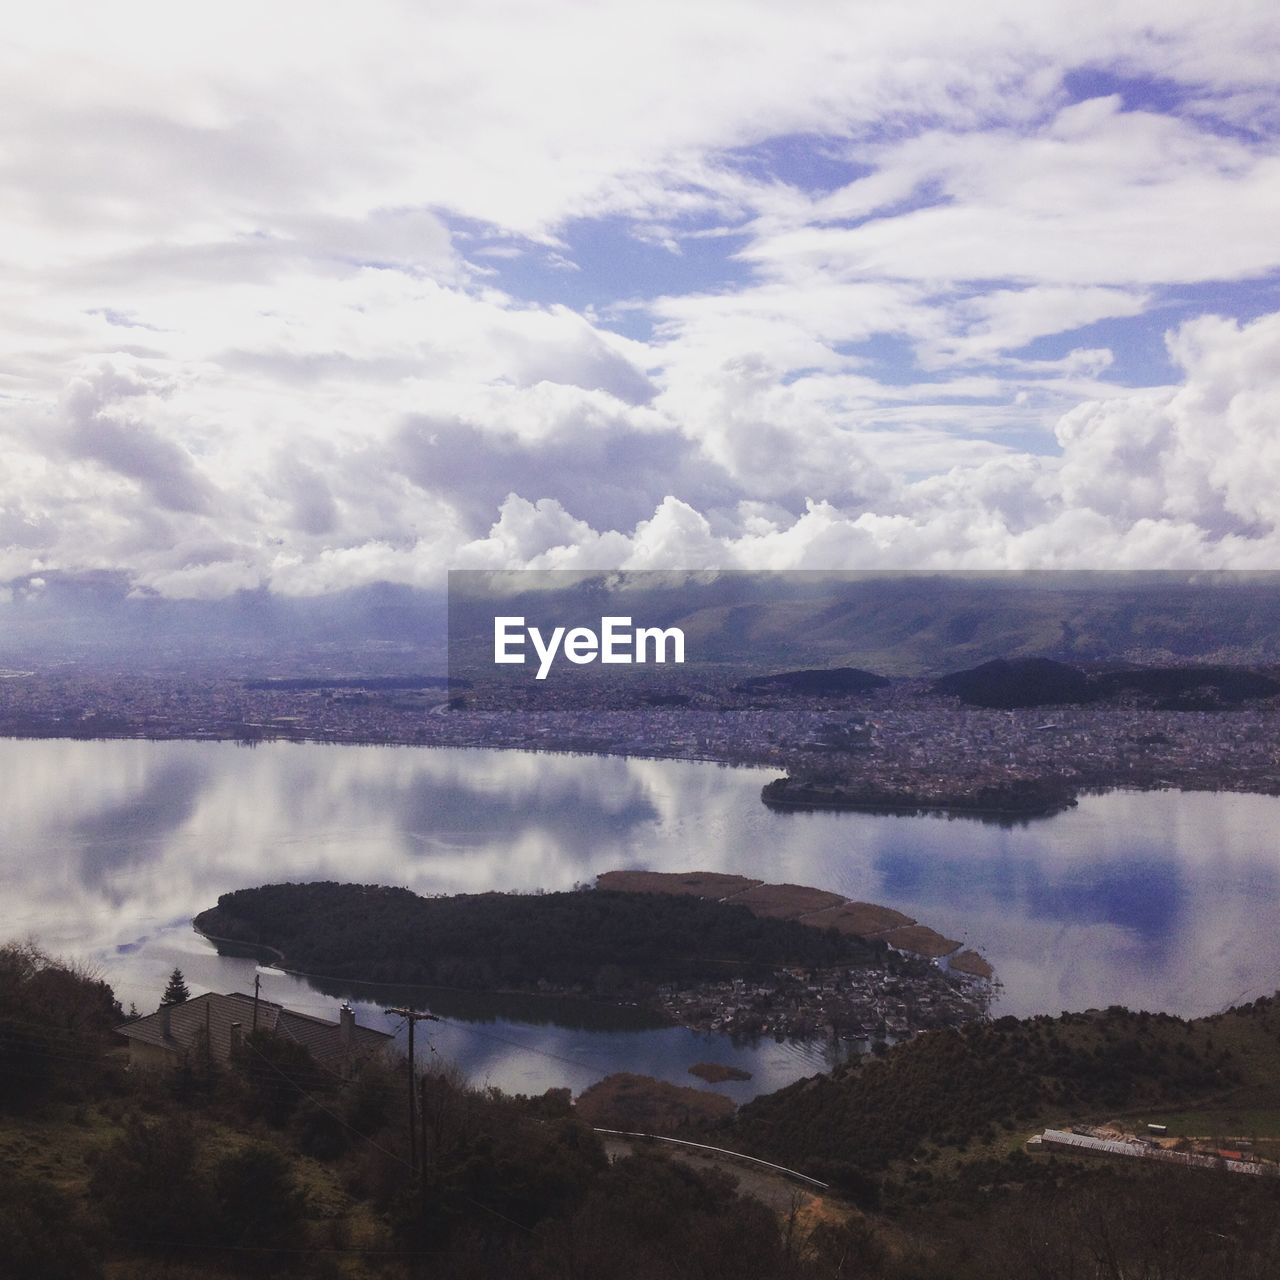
[449,571,1280,676]
[10,569,1280,676]
[0,572,447,673]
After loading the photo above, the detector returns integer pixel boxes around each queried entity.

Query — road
[600,1133,827,1217]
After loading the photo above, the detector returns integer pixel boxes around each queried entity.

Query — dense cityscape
[5,663,1280,815]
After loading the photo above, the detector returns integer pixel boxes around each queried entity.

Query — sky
[3,0,1280,601]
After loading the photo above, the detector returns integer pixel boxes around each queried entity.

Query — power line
[382,1007,440,1176]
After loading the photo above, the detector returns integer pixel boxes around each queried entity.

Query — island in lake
[760,772,1078,819]
[195,873,993,1043]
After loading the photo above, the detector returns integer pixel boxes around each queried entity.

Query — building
[116,991,393,1078]
[1030,1128,1276,1177]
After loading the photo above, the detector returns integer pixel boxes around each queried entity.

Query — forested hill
[194,882,882,993]
[731,667,889,696]
[933,657,1280,709]
[730,997,1280,1190]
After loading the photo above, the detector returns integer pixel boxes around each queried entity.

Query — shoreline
[7,729,1280,817]
[191,918,669,1020]
[193,877,991,1043]
[760,790,1078,820]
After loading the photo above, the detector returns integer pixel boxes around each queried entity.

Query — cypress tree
[160,968,190,1007]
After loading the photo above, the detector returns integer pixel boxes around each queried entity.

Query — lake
[2,737,1278,1100]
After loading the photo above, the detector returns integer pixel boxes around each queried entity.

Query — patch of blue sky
[1009,312,1177,387]
[1158,275,1280,328]
[832,333,924,386]
[1013,276,1280,387]
[832,331,1040,395]
[721,131,873,195]
[1062,66,1266,142]
[1062,67,1190,116]
[455,211,755,339]
[976,423,1063,457]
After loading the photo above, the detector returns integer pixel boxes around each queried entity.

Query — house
[116,991,393,1077]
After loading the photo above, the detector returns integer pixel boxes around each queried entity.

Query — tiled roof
[116,992,392,1073]
[276,1006,392,1067]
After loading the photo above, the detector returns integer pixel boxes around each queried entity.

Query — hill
[729,997,1280,1190]
[449,571,1280,677]
[731,667,890,696]
[932,657,1093,708]
[1094,664,1280,709]
[933,657,1280,709]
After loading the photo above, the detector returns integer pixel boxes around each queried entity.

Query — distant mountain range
[450,571,1280,676]
[0,571,448,672]
[10,569,1280,676]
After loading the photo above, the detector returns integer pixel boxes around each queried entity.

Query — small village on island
[655,963,989,1043]
[596,870,994,1043]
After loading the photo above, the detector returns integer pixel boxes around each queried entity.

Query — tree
[90,1117,214,1248]
[0,1168,101,1280]
[0,941,121,1106]
[160,968,190,1007]
[242,1028,328,1126]
[213,1142,304,1251]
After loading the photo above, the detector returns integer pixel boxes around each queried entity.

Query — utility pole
[384,1008,440,1176]
[419,1076,429,1182]
[252,973,261,1032]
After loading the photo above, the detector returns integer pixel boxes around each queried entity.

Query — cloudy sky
[3,0,1280,599]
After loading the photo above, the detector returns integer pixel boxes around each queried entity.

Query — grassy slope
[0,1096,391,1279]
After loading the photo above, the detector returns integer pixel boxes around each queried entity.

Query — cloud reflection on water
[1,739,1277,1030]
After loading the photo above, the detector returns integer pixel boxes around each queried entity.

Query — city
[5,665,1280,815]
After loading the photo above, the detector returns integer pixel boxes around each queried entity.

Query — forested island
[761,773,1078,818]
[195,879,989,1039]
[195,882,881,989]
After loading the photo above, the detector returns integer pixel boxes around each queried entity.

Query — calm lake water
[2,737,1278,1100]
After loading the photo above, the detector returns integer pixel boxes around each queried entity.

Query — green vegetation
[689,1062,753,1084]
[893,1159,1280,1279]
[4,937,1279,1276]
[731,667,889,696]
[1141,1107,1280,1139]
[575,1072,736,1131]
[194,882,885,996]
[932,656,1093,707]
[762,773,1077,817]
[933,656,1280,709]
[0,938,878,1278]
[730,999,1280,1187]
[0,940,121,1108]
[161,967,192,1007]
